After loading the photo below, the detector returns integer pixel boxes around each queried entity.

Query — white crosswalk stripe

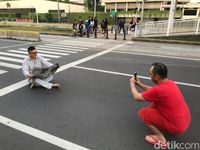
[20,47,73,55]
[37,46,79,53]
[57,40,103,48]
[0,42,89,75]
[0,56,23,63]
[16,49,69,56]
[44,44,89,50]
[37,47,77,53]
[0,69,8,74]
[8,50,60,58]
[0,62,21,69]
[0,52,27,58]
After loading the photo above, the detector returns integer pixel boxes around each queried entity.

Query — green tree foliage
[84,0,100,11]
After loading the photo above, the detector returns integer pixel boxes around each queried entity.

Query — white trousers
[31,75,53,89]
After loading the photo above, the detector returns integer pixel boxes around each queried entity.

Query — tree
[6,2,11,8]
[84,0,100,11]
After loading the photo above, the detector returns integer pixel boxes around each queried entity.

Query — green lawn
[148,35,200,42]
[0,26,73,35]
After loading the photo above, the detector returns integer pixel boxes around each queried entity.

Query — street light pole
[141,0,145,24]
[94,0,97,18]
[167,0,176,36]
[57,0,60,23]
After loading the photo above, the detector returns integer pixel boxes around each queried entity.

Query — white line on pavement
[38,45,83,51]
[0,56,23,63]
[0,115,90,150]
[112,51,200,61]
[0,43,126,150]
[9,50,60,58]
[0,62,21,69]
[0,52,27,58]
[44,44,89,50]
[37,47,78,53]
[0,69,7,74]
[20,49,69,56]
[56,43,126,73]
[73,66,200,88]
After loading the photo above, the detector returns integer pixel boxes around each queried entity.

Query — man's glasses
[29,51,37,54]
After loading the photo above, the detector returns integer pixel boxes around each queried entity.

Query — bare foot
[52,83,61,88]
[30,83,36,89]
[145,135,166,144]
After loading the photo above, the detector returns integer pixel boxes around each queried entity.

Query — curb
[133,38,200,45]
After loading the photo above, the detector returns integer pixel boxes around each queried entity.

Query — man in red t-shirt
[130,62,191,147]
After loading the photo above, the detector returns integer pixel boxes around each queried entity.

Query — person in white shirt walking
[22,46,60,89]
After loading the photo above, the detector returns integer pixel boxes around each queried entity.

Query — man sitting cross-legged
[22,46,60,89]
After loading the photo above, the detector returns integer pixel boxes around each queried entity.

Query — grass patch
[147,35,200,42]
[0,26,73,35]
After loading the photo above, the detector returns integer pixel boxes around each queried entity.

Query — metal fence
[135,18,200,37]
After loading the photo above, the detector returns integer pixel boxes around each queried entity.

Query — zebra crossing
[0,41,103,75]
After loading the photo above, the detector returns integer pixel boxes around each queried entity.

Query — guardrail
[135,18,200,37]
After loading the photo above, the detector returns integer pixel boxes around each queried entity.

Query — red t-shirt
[141,80,191,133]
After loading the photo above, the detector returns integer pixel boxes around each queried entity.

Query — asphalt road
[0,35,200,150]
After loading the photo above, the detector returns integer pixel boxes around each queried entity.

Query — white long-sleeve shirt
[22,55,53,77]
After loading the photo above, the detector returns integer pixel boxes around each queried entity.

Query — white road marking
[8,50,60,58]
[57,43,126,73]
[0,52,27,58]
[36,47,77,53]
[0,62,21,69]
[58,41,102,48]
[38,45,83,52]
[0,69,7,74]
[0,56,23,63]
[0,43,126,150]
[45,44,89,50]
[19,47,77,53]
[0,56,49,64]
[0,115,90,150]
[17,49,69,56]
[112,51,200,61]
[73,66,200,88]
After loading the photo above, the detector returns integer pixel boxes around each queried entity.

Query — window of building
[184,9,197,15]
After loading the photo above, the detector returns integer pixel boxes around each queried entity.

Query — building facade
[0,0,85,13]
[101,0,190,12]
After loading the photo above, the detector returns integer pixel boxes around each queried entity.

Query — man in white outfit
[22,46,60,89]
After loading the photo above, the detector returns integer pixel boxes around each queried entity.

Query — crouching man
[22,46,60,89]
[130,62,191,147]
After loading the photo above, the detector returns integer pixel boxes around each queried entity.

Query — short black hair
[151,62,168,79]
[28,46,35,53]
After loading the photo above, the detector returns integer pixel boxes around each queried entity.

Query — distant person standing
[118,18,125,34]
[93,17,98,38]
[72,19,78,36]
[85,16,91,38]
[130,17,136,32]
[101,19,105,34]
[104,18,108,37]
[78,16,84,37]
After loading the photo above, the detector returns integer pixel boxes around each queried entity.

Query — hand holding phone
[133,72,138,80]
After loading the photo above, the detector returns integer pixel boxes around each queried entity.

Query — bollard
[114,26,117,40]
[94,28,97,38]
[105,27,109,39]
[123,28,126,40]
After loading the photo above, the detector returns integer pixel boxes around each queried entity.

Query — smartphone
[133,72,138,80]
